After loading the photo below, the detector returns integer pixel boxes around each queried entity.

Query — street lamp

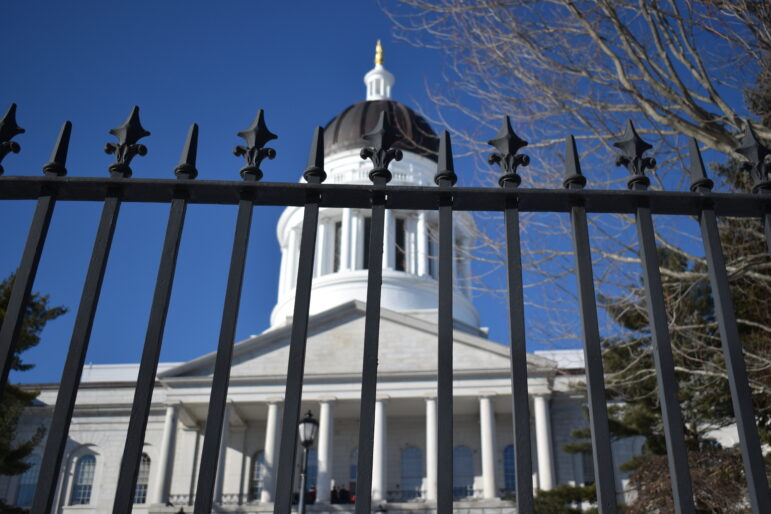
[298,410,318,514]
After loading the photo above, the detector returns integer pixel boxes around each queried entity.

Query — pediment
[159,301,555,380]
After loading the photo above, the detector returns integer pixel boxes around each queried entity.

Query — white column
[384,210,395,269]
[151,402,180,504]
[417,212,427,277]
[287,227,299,290]
[341,208,353,271]
[534,394,555,491]
[425,397,438,501]
[479,396,498,499]
[406,216,418,274]
[261,401,282,503]
[372,399,388,501]
[316,400,335,502]
[315,219,329,277]
[215,412,230,503]
[352,213,363,270]
[214,403,231,503]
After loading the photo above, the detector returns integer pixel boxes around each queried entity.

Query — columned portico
[316,399,335,503]
[372,398,388,501]
[479,395,498,499]
[534,394,555,491]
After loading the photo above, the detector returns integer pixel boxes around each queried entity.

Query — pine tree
[0,275,66,512]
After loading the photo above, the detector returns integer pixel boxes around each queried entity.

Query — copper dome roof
[323,100,439,161]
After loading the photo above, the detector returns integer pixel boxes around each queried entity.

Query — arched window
[15,455,40,507]
[400,446,423,500]
[250,450,266,500]
[503,445,516,491]
[453,445,474,499]
[133,453,151,504]
[70,455,96,505]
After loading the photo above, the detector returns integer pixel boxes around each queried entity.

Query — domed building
[0,44,643,513]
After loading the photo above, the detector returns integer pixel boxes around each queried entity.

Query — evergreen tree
[0,275,66,512]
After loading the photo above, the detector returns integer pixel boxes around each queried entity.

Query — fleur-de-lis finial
[104,106,150,178]
[736,120,771,193]
[43,121,73,177]
[0,103,25,175]
[174,124,199,179]
[360,111,403,185]
[613,120,656,189]
[687,138,713,193]
[562,135,587,190]
[488,116,530,188]
[303,126,327,184]
[233,109,277,181]
[434,130,457,186]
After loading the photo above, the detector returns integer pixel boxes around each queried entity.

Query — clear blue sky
[3,0,531,384]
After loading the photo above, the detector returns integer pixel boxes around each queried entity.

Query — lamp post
[298,410,318,514]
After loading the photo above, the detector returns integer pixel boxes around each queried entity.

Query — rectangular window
[333,221,342,272]
[395,218,406,271]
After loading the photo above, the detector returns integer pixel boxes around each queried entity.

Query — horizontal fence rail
[0,104,770,514]
[1,176,770,216]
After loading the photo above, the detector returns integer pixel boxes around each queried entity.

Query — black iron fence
[0,103,770,514]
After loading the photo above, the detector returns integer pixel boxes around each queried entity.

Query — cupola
[270,43,480,331]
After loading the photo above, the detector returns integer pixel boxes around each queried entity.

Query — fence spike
[360,111,402,185]
[614,120,656,189]
[687,138,713,192]
[0,103,25,175]
[233,109,277,182]
[303,126,326,184]
[488,115,529,188]
[42,121,72,177]
[434,130,457,186]
[736,120,771,193]
[104,106,150,178]
[174,123,199,179]
[563,134,586,189]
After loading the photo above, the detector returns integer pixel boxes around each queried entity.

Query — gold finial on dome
[375,40,384,65]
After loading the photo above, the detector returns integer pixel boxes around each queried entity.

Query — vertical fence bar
[435,131,456,513]
[273,128,326,514]
[355,112,401,514]
[615,121,694,514]
[354,181,385,514]
[193,190,254,512]
[195,111,276,513]
[563,136,617,513]
[687,139,771,513]
[32,106,150,514]
[634,204,695,514]
[489,117,534,512]
[0,121,70,400]
[32,190,123,514]
[112,124,198,514]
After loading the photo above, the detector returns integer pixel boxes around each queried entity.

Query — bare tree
[386,0,770,158]
[384,0,771,431]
